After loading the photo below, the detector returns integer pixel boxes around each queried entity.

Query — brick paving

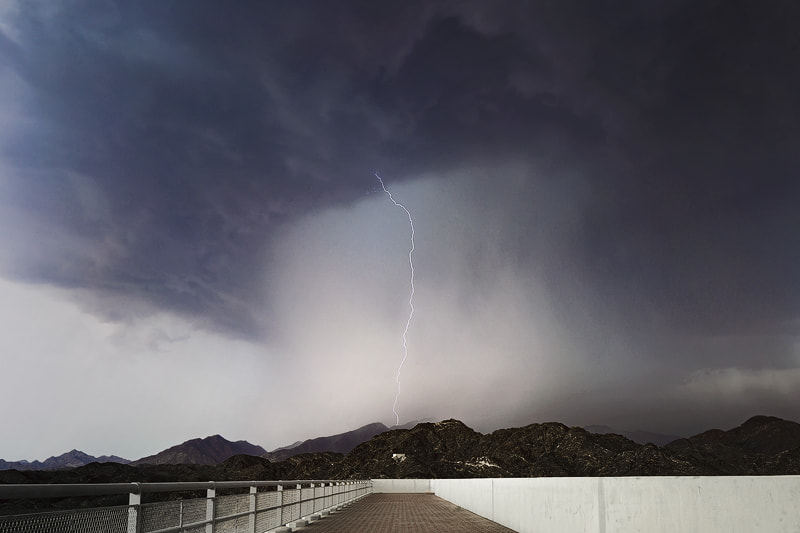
[292,493,516,532]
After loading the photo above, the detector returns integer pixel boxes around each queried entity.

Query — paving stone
[294,493,515,532]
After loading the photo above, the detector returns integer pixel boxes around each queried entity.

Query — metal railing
[0,479,372,533]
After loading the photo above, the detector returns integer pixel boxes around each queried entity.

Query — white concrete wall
[431,476,800,533]
[430,478,496,519]
[371,479,431,493]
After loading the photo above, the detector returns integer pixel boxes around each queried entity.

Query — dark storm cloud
[1,0,800,457]
[1,2,444,335]
[3,0,798,334]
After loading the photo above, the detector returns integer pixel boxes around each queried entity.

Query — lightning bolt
[375,172,414,426]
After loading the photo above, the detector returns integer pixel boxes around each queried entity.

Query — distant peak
[742,415,782,426]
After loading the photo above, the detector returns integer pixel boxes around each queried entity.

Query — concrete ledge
[309,514,321,521]
[321,510,330,516]
[272,528,291,533]
[291,519,308,528]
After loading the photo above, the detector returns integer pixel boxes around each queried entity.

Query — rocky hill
[0,450,130,471]
[663,415,800,475]
[131,435,266,466]
[262,422,389,462]
[263,420,427,462]
[666,415,800,454]
[332,419,707,478]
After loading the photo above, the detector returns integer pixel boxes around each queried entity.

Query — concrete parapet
[431,476,800,533]
[372,479,432,493]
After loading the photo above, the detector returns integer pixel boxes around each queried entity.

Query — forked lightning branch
[375,173,415,427]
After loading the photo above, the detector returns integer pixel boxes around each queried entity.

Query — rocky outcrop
[334,420,485,478]
[478,423,705,477]
[332,419,708,478]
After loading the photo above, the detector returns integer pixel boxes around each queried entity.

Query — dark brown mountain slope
[666,415,800,455]
[334,420,485,478]
[263,423,389,462]
[131,435,266,466]
[663,415,800,475]
[480,423,704,477]
[333,419,707,478]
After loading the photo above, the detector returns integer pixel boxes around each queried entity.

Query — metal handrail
[0,479,373,532]
[0,479,367,498]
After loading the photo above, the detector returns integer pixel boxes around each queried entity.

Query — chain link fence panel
[0,505,130,533]
[0,481,372,533]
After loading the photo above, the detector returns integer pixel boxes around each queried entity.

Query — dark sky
[1,1,799,460]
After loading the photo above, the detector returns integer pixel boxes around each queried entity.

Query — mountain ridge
[4,415,798,472]
[0,450,130,471]
[261,423,389,462]
[130,435,266,466]
[1,420,423,471]
[665,415,800,455]
[4,415,799,517]
[262,419,428,463]
[583,425,683,447]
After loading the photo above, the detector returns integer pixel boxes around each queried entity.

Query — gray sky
[1,0,799,461]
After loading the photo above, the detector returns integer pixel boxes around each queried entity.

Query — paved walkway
[293,493,515,532]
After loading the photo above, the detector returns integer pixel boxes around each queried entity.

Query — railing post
[205,485,216,533]
[298,483,304,518]
[277,484,283,521]
[127,486,141,533]
[248,484,257,533]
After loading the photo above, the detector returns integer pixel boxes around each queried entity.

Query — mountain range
[0,419,425,471]
[0,450,130,471]
[2,415,800,515]
[333,416,800,478]
[3,415,799,476]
